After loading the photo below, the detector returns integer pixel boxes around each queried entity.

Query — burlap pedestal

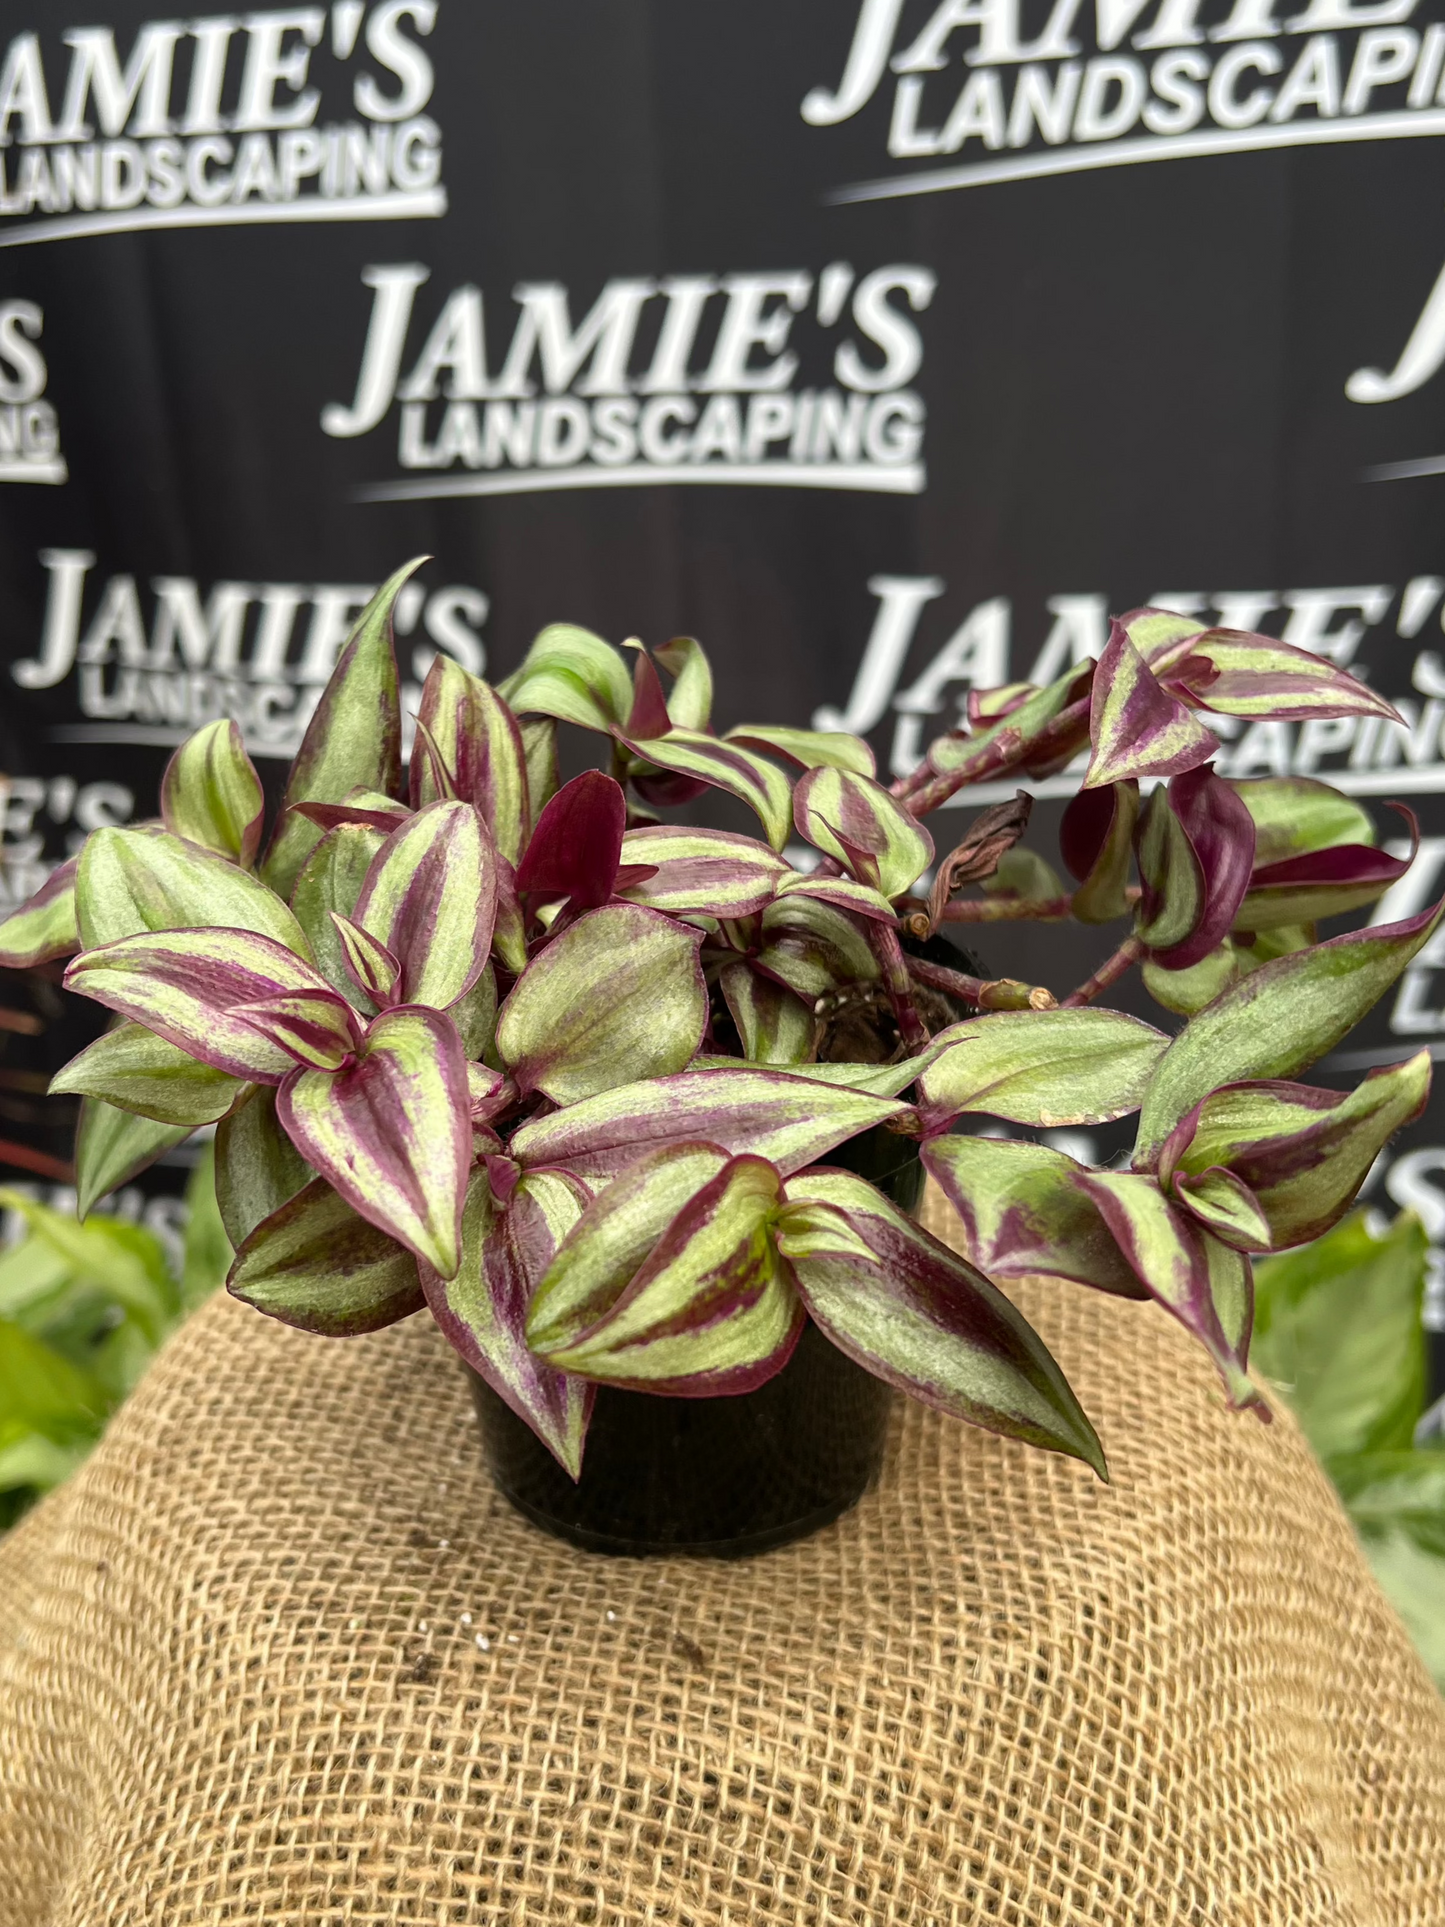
[2,1184,1442,1925]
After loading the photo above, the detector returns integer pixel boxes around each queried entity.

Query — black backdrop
[3,0,1444,1401]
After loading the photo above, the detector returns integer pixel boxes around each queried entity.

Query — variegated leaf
[616,825,787,917]
[1119,607,1209,669]
[499,623,633,731]
[276,1005,471,1277]
[214,1083,311,1248]
[74,1100,190,1220]
[781,1168,1106,1475]
[496,903,706,1105]
[510,1067,906,1186]
[160,718,265,866]
[422,1166,592,1476]
[1060,782,1139,924]
[291,788,411,835]
[921,1135,1144,1296]
[1232,776,1375,865]
[654,634,714,729]
[519,716,559,820]
[724,724,876,776]
[354,800,495,1010]
[1139,766,1256,970]
[237,988,360,1071]
[793,765,933,899]
[525,1142,727,1345]
[262,558,417,895]
[1172,629,1402,721]
[0,856,78,967]
[412,654,531,862]
[1134,896,1445,1162]
[331,913,400,1006]
[687,1046,949,1099]
[65,927,335,1080]
[78,825,312,956]
[228,1177,423,1334]
[1083,621,1219,789]
[719,962,815,1064]
[529,1151,800,1395]
[1170,1167,1273,1250]
[1235,815,1414,932]
[289,823,387,1002]
[1158,1052,1431,1250]
[772,872,899,922]
[1074,1170,1265,1413]
[754,894,879,1002]
[615,728,794,852]
[50,1021,243,1126]
[916,1010,1169,1131]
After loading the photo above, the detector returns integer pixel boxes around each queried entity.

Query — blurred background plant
[0,1146,229,1531]
[1253,1209,1445,1690]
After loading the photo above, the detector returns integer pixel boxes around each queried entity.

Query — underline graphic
[0,188,446,249]
[1364,453,1445,481]
[353,461,926,503]
[830,108,1445,204]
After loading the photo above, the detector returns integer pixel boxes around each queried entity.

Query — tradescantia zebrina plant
[2,560,1439,1481]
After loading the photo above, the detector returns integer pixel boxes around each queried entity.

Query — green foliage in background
[1253,1209,1445,1690]
[0,1150,230,1531]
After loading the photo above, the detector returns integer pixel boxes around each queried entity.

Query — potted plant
[1,561,1434,1555]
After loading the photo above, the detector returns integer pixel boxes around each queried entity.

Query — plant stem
[890,695,1092,818]
[906,955,1057,1011]
[868,921,930,1049]
[940,895,1074,923]
[1061,935,1145,1008]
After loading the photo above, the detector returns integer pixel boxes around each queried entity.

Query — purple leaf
[65,927,336,1080]
[1236,804,1417,931]
[228,1177,424,1335]
[276,1004,472,1276]
[1060,782,1139,925]
[780,1168,1107,1474]
[513,769,627,910]
[421,1166,594,1478]
[1083,621,1219,789]
[625,647,674,740]
[1147,765,1256,971]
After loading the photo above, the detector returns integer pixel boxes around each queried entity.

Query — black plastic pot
[469,1125,919,1558]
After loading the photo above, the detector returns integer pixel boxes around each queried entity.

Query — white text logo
[0,301,64,481]
[325,261,934,501]
[0,5,444,248]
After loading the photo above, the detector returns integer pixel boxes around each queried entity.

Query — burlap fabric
[1,1185,1442,1926]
